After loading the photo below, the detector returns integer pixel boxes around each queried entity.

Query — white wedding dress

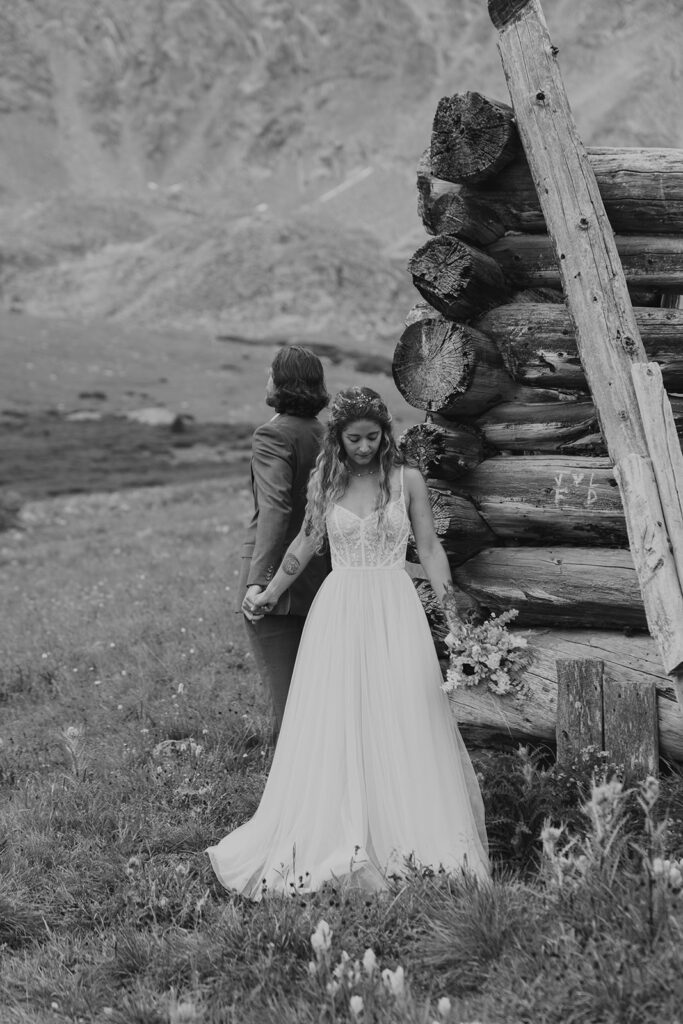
[207,469,489,898]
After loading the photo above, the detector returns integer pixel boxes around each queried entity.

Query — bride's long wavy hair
[304,386,400,551]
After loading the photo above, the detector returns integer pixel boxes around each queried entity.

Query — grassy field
[3,477,683,1023]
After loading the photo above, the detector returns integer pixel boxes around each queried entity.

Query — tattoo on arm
[441,581,460,619]
[282,553,301,576]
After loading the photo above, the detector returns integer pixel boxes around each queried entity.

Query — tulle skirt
[207,567,489,899]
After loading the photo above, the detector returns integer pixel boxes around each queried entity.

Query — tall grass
[2,479,683,1022]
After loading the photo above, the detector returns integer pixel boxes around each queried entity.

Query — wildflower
[308,961,318,976]
[639,775,660,810]
[437,996,452,1019]
[381,965,405,1000]
[362,947,377,976]
[311,919,332,958]
[349,995,364,1019]
[540,823,564,859]
[325,980,339,997]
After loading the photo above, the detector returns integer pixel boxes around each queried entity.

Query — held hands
[241,584,277,621]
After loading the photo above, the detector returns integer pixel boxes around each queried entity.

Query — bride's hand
[242,585,268,622]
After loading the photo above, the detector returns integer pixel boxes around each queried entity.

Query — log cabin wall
[395,92,683,761]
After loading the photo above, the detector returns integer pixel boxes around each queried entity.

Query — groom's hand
[242,584,265,622]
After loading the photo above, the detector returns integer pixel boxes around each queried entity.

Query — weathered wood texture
[614,452,683,674]
[408,235,509,320]
[450,454,625,545]
[488,234,683,292]
[556,659,604,763]
[428,481,497,565]
[603,674,659,775]
[431,91,522,184]
[422,143,683,237]
[399,416,485,480]
[555,658,658,774]
[453,546,646,628]
[632,363,683,590]
[476,394,683,456]
[476,304,683,391]
[393,311,513,417]
[489,0,683,676]
[449,627,683,760]
[475,397,598,452]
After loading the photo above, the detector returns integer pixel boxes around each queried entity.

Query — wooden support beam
[556,659,604,764]
[488,0,683,679]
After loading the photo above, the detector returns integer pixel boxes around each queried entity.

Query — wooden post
[556,659,603,764]
[603,675,659,776]
[556,658,658,774]
[488,0,683,678]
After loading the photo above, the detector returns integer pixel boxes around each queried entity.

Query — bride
[207,386,489,898]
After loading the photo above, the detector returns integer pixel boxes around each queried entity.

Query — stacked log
[396,90,683,761]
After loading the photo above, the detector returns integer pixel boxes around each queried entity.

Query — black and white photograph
[2,1,683,1021]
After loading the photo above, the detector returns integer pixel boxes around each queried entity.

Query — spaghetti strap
[399,464,405,497]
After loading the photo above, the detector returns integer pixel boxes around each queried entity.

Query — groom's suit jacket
[237,412,329,616]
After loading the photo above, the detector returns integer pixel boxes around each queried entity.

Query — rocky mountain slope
[1,0,682,342]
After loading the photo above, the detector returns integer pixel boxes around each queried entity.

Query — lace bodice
[326,473,410,570]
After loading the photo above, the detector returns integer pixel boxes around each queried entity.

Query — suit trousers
[243,613,306,736]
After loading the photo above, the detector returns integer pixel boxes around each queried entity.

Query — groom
[239,346,329,737]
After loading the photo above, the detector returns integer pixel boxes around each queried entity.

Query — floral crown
[329,387,391,427]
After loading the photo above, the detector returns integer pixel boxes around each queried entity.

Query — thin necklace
[348,466,378,478]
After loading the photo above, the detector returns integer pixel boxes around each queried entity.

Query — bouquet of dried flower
[441,608,532,698]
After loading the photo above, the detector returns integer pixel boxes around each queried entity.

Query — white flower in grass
[349,995,364,1019]
[362,948,377,976]
[311,919,332,958]
[652,857,667,878]
[381,965,405,999]
[325,980,339,997]
[437,996,452,1019]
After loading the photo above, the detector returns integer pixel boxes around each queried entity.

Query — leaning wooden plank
[632,363,683,590]
[488,0,683,685]
[614,453,683,674]
[556,659,604,765]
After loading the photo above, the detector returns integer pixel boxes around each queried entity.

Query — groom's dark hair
[268,345,329,418]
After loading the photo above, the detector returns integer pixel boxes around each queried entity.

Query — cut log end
[393,318,474,413]
[431,92,521,185]
[408,235,509,321]
[488,0,533,31]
